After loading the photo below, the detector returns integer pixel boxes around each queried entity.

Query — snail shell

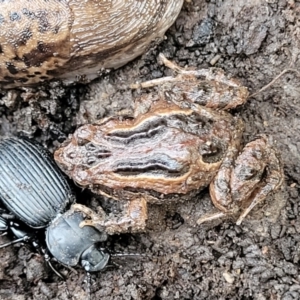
[0,0,183,88]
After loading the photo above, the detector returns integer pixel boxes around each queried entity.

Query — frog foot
[72,198,148,235]
[197,136,284,225]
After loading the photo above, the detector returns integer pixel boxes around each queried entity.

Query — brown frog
[54,54,284,234]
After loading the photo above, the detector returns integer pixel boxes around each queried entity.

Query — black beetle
[0,137,110,276]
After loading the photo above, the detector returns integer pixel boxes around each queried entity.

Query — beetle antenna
[46,261,74,300]
[44,253,73,299]
[43,251,66,280]
[106,260,122,269]
[0,236,30,249]
[110,252,148,258]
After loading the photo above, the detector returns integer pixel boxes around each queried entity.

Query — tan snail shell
[0,0,183,88]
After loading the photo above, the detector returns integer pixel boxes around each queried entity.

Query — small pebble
[223,271,235,284]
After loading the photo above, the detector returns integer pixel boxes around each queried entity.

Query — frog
[54,54,284,234]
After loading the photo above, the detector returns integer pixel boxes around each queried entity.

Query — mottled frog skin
[54,55,284,234]
[0,0,183,88]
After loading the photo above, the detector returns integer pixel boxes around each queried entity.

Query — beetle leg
[0,236,30,249]
[72,199,148,234]
[44,254,66,280]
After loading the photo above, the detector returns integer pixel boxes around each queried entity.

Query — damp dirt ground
[0,0,300,299]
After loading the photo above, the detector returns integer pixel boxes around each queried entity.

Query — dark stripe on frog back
[111,154,189,178]
[105,111,214,145]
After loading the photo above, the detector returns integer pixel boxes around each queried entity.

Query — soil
[0,0,300,299]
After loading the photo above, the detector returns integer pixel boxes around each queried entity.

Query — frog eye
[77,138,90,147]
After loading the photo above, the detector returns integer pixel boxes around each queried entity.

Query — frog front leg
[72,198,148,235]
[197,136,284,225]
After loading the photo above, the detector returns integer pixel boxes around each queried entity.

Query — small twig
[130,76,177,89]
[249,68,300,98]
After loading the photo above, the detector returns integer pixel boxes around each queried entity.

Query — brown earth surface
[0,0,300,299]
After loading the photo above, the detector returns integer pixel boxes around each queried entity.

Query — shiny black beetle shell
[0,137,110,273]
[0,215,8,231]
[0,138,75,228]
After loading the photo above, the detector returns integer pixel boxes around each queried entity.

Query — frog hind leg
[197,141,239,225]
[234,138,284,224]
[197,136,284,225]
[131,54,249,111]
[72,198,148,235]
